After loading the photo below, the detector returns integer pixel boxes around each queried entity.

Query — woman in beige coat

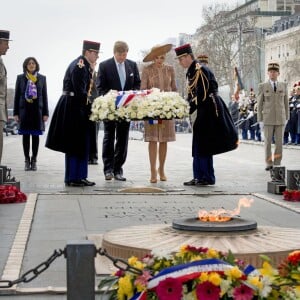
[140,44,177,183]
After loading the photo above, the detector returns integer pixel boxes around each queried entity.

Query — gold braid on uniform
[187,66,209,105]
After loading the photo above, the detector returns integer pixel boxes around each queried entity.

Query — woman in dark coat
[13,57,49,171]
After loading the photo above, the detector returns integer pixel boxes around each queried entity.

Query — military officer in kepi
[46,40,100,187]
[257,62,289,171]
[174,44,238,186]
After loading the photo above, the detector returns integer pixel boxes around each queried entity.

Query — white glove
[246,111,254,119]
[259,122,264,130]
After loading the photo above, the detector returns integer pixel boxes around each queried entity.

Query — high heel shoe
[158,168,167,181]
[150,170,157,183]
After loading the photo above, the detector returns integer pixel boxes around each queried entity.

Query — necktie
[118,63,125,90]
[273,82,277,92]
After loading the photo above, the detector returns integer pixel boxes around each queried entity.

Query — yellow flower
[259,261,278,277]
[117,275,134,299]
[199,272,209,282]
[208,272,222,286]
[295,286,300,296]
[248,276,263,290]
[225,266,243,279]
[291,273,300,281]
[207,248,220,258]
[128,256,138,266]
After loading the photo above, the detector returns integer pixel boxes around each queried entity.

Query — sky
[2,0,240,108]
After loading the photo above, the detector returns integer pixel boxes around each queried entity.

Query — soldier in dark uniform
[174,44,238,186]
[88,69,100,165]
[290,81,300,145]
[46,40,100,187]
[284,88,295,144]
[238,103,249,140]
[247,89,261,141]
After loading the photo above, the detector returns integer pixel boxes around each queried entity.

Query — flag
[233,67,244,100]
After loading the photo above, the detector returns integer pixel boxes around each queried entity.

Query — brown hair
[113,41,129,54]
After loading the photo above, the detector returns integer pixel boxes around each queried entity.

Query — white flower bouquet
[89,88,189,121]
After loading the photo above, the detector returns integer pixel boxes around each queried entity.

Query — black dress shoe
[196,180,215,186]
[81,179,96,186]
[65,181,84,187]
[105,172,114,180]
[265,166,273,171]
[183,179,198,186]
[114,174,126,181]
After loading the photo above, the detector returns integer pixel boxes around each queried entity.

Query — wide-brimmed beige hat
[143,44,173,62]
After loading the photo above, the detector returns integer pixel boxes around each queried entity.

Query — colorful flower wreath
[98,245,300,300]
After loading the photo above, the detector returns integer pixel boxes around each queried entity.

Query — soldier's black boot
[31,157,37,171]
[24,158,30,171]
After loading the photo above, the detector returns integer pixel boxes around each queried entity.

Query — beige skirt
[144,120,176,142]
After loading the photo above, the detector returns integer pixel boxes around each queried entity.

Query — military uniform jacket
[257,81,289,125]
[187,61,238,156]
[0,57,8,122]
[46,55,92,157]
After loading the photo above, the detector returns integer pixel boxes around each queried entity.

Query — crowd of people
[2,27,297,185]
[228,62,299,171]
[229,77,300,149]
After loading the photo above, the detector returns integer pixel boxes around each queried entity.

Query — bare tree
[192,3,262,96]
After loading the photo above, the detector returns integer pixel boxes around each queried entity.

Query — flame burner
[172,217,257,232]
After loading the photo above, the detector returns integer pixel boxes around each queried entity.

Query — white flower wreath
[89,88,189,121]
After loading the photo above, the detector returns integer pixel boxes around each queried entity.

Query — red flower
[0,185,27,204]
[233,284,254,300]
[283,190,300,202]
[291,191,300,202]
[195,281,221,300]
[155,277,182,300]
[288,250,300,266]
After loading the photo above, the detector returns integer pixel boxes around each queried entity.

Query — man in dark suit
[96,41,141,181]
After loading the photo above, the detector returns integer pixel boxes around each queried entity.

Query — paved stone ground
[0,131,300,298]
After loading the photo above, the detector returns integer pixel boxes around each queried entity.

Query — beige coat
[141,63,177,142]
[0,57,8,122]
[257,81,289,125]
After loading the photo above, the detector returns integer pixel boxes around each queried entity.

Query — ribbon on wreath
[115,90,152,108]
[0,185,27,204]
[148,119,163,125]
[130,258,258,300]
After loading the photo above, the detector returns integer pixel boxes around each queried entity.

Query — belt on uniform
[62,91,75,96]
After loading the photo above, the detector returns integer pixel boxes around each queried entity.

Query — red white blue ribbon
[130,259,235,300]
[115,90,152,108]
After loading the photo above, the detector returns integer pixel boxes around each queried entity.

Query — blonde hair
[113,41,129,54]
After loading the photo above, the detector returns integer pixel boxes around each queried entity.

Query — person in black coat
[96,41,141,181]
[174,44,238,186]
[13,57,49,171]
[46,40,100,187]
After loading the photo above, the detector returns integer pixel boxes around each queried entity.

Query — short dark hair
[23,57,40,73]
